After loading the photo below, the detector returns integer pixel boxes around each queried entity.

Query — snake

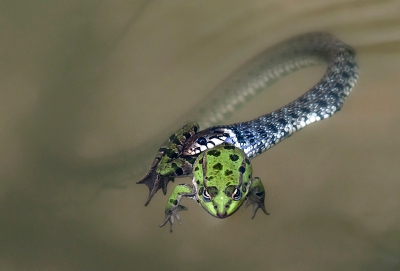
[181,32,359,159]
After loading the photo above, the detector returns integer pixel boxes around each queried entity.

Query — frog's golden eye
[232,187,242,201]
[202,189,211,202]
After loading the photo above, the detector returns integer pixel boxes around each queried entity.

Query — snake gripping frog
[137,32,359,231]
[138,123,268,232]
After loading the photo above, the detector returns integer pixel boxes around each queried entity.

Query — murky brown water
[1,1,399,270]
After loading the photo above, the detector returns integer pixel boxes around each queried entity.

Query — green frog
[138,123,268,232]
[159,142,269,232]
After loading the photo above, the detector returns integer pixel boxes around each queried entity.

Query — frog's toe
[159,205,188,232]
[137,168,173,206]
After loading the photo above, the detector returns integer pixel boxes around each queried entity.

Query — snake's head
[183,128,232,156]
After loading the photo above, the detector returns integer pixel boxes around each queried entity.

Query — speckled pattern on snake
[138,32,359,209]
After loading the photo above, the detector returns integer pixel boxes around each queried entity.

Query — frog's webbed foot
[244,197,269,219]
[244,177,270,219]
[137,122,199,206]
[137,163,174,206]
[159,204,188,232]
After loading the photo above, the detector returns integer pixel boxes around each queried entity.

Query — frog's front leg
[244,177,270,219]
[159,184,196,232]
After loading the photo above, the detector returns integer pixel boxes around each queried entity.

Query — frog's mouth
[216,211,227,218]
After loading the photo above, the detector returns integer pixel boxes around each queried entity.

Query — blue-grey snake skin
[183,32,359,159]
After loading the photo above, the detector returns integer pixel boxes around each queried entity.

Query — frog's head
[192,143,252,218]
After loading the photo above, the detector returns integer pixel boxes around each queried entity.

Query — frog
[159,143,269,232]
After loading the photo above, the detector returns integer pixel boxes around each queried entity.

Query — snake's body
[183,32,358,159]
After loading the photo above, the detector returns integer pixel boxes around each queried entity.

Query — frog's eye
[196,137,207,146]
[232,187,242,201]
[202,189,211,202]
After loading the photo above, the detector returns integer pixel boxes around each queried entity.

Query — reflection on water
[1,0,400,270]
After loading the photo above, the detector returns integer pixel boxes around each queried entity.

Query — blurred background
[1,0,399,270]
